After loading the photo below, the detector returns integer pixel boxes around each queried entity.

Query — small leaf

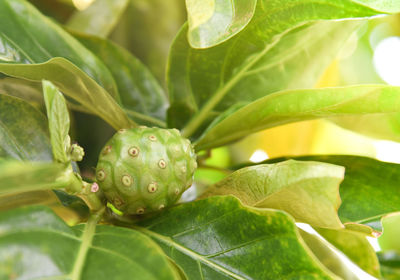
[135,196,337,279]
[72,33,168,126]
[43,80,70,163]
[316,227,381,278]
[67,0,129,38]
[202,160,344,228]
[186,0,257,48]
[0,93,52,161]
[0,160,69,195]
[196,85,400,150]
[0,206,181,279]
[0,58,134,130]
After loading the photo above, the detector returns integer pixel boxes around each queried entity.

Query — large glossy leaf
[168,0,400,136]
[67,0,129,38]
[0,0,118,99]
[0,93,52,161]
[0,206,181,279]
[43,80,70,163]
[201,160,344,228]
[316,227,380,278]
[135,196,338,279]
[186,0,257,48]
[0,58,133,130]
[0,160,69,195]
[72,33,168,126]
[262,156,400,230]
[196,85,400,150]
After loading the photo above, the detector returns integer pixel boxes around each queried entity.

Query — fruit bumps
[96,127,197,215]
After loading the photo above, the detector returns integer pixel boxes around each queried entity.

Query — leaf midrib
[134,226,247,280]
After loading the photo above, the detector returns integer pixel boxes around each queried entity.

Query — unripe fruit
[96,127,197,215]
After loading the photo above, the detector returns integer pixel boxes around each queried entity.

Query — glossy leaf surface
[43,80,70,163]
[73,34,168,126]
[196,85,400,150]
[186,0,257,48]
[262,156,400,229]
[0,94,52,161]
[67,0,129,38]
[168,0,399,135]
[0,206,180,279]
[0,58,133,130]
[0,0,118,98]
[202,160,344,228]
[135,196,337,279]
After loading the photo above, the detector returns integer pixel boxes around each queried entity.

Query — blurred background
[25,0,400,278]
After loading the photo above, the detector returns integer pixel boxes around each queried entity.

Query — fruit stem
[78,181,105,212]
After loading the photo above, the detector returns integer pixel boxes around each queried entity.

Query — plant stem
[199,164,232,175]
[70,207,105,280]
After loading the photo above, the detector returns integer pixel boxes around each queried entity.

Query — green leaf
[135,196,338,279]
[0,0,118,99]
[43,80,70,163]
[67,0,129,38]
[0,58,134,130]
[299,229,359,280]
[186,0,257,48]
[196,85,400,150]
[0,206,181,280]
[201,160,344,228]
[72,33,168,126]
[378,212,400,253]
[0,93,52,161]
[0,160,69,195]
[331,114,400,143]
[168,0,399,136]
[316,227,381,278]
[261,156,400,230]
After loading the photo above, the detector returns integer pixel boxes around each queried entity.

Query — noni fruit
[96,127,197,215]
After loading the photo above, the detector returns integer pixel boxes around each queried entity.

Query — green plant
[1,0,400,279]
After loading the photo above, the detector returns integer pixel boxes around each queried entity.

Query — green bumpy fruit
[96,127,197,215]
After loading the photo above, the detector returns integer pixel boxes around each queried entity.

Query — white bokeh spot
[373,36,400,86]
